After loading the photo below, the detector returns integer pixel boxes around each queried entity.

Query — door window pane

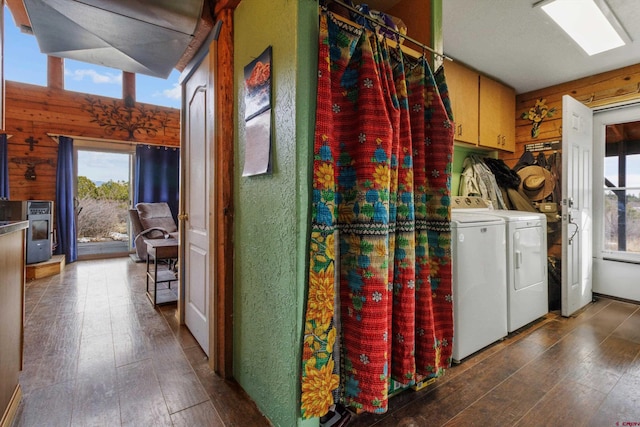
[603,119,640,257]
[603,189,620,251]
[627,154,640,187]
[604,156,618,187]
[603,189,640,253]
[627,189,640,253]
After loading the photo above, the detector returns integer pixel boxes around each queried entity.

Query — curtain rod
[46,133,178,149]
[47,133,135,146]
[326,0,452,61]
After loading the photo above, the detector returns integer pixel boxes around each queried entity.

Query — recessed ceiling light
[534,0,631,55]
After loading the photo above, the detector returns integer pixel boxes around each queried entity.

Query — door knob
[178,213,189,221]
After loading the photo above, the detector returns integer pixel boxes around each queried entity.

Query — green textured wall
[233,0,318,426]
[233,1,444,424]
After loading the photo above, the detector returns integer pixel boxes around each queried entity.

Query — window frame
[593,103,640,264]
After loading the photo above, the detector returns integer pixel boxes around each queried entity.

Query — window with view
[136,70,181,109]
[603,121,640,257]
[64,59,123,99]
[3,5,47,86]
[4,5,180,108]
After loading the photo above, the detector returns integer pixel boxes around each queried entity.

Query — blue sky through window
[77,151,130,184]
[3,4,181,184]
[3,5,181,109]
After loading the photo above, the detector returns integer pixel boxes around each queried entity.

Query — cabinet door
[499,83,516,152]
[479,75,515,152]
[446,61,479,145]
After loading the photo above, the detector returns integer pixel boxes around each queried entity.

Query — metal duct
[22,0,204,78]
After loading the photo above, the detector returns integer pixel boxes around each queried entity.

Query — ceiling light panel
[535,0,631,55]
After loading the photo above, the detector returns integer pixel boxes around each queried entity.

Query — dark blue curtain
[55,136,77,263]
[0,134,9,199]
[134,145,180,221]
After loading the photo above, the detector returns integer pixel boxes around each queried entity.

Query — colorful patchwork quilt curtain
[301,11,454,418]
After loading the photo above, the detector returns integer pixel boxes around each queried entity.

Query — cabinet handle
[502,135,507,146]
[497,135,501,145]
[458,124,463,136]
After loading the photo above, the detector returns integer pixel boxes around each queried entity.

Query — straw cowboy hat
[517,165,555,201]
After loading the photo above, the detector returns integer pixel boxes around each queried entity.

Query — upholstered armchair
[129,202,178,261]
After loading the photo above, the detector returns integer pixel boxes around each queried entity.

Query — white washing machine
[451,211,507,362]
[478,210,548,332]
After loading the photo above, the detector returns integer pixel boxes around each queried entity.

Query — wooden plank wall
[4,81,180,202]
[501,63,640,257]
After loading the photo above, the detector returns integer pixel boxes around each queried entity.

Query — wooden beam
[5,0,30,29]
[123,72,136,105]
[214,7,234,380]
[47,57,64,90]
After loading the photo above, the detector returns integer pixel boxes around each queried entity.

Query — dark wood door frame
[213,5,236,379]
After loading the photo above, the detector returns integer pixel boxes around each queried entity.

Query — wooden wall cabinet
[446,60,479,145]
[0,223,26,427]
[479,75,515,152]
[446,62,515,152]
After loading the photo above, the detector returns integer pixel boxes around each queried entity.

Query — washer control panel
[451,196,491,209]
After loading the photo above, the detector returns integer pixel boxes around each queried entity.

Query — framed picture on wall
[243,46,272,121]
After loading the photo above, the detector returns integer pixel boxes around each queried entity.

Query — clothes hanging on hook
[536,152,547,169]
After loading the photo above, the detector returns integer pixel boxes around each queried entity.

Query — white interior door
[182,50,213,355]
[561,95,593,317]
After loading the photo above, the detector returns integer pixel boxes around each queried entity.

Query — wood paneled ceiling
[607,121,640,145]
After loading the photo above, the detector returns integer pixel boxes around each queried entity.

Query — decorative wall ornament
[521,98,556,138]
[25,136,39,151]
[11,156,54,181]
[82,96,172,140]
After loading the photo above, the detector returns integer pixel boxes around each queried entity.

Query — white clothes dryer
[477,210,548,332]
[451,212,507,362]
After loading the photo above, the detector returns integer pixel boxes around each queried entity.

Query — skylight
[535,0,630,56]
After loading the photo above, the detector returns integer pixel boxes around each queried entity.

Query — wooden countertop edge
[0,220,28,236]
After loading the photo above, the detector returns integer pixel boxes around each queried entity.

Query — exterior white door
[561,95,593,317]
[592,104,640,302]
[182,49,214,355]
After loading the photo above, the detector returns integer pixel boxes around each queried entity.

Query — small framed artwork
[244,46,272,121]
[243,46,273,177]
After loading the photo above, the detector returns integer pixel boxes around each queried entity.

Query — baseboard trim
[1,384,22,427]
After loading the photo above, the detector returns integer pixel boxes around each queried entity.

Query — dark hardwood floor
[351,294,640,426]
[13,257,269,427]
[13,257,640,426]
